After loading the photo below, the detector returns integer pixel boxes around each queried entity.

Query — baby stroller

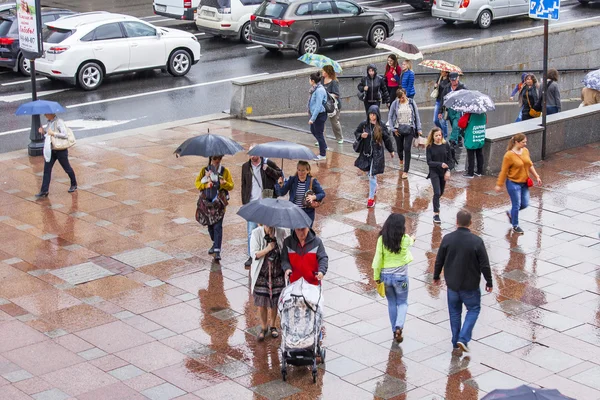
[277,277,326,383]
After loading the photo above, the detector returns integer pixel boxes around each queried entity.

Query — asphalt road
[1,0,598,153]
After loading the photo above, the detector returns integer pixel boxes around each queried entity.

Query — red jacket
[282,230,328,285]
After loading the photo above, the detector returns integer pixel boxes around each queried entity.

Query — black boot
[68,185,77,193]
[35,191,49,198]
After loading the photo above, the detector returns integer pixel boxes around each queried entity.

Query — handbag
[195,190,228,226]
[526,177,534,187]
[251,167,274,199]
[412,136,427,148]
[302,178,322,209]
[397,124,413,136]
[376,281,386,298]
[526,90,541,118]
[50,125,76,150]
[430,76,441,99]
[357,91,366,102]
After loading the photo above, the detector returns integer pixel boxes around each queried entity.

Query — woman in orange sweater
[494,134,542,235]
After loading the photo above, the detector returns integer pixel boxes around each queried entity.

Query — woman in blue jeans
[308,71,328,162]
[372,213,415,343]
[433,71,450,138]
[494,133,542,235]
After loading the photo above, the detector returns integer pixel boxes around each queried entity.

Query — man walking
[241,146,282,269]
[438,72,467,147]
[433,210,492,354]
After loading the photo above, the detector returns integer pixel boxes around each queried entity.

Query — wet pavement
[0,117,599,399]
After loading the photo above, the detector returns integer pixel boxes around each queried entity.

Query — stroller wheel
[320,348,326,364]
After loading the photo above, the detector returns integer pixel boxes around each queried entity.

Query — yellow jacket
[195,166,234,191]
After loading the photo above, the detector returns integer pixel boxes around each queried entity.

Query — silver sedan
[431,0,530,28]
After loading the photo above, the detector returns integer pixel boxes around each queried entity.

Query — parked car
[0,8,75,75]
[402,0,433,10]
[195,0,262,43]
[431,0,529,29]
[153,0,199,21]
[36,12,201,91]
[0,2,15,15]
[249,0,395,55]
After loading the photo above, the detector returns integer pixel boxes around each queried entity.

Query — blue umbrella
[174,133,243,158]
[248,141,315,161]
[582,69,600,91]
[237,198,312,229]
[482,385,575,400]
[15,100,66,116]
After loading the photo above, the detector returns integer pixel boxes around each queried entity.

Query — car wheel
[410,3,425,10]
[298,34,319,55]
[443,19,456,25]
[477,9,492,29]
[168,49,192,77]
[240,21,251,44]
[17,53,31,76]
[77,62,103,91]
[368,24,387,48]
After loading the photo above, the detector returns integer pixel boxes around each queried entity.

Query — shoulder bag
[195,190,228,226]
[51,122,76,150]
[526,90,541,118]
[302,178,322,209]
[430,76,441,99]
[251,166,274,199]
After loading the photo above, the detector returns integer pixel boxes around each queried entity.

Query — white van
[195,0,262,43]
[153,0,199,21]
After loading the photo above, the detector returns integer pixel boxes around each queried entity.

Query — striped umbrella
[298,53,343,73]
[419,60,463,74]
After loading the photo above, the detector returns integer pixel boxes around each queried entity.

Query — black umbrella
[248,141,315,161]
[237,198,312,229]
[482,385,575,400]
[376,38,422,60]
[174,133,243,158]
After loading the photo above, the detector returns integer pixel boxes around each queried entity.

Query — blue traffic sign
[529,0,560,20]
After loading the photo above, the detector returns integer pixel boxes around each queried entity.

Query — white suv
[195,0,263,43]
[37,12,201,91]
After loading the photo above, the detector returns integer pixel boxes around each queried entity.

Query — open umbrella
[15,100,66,116]
[174,133,243,158]
[298,53,342,74]
[376,38,422,60]
[582,69,600,91]
[248,141,315,161]
[419,60,463,74]
[443,89,495,114]
[237,198,313,229]
[482,385,575,400]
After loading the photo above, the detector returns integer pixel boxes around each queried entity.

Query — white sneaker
[337,139,344,144]
[314,142,319,147]
[313,155,327,161]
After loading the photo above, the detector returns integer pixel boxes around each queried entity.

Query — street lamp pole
[28,59,43,157]
[541,19,549,160]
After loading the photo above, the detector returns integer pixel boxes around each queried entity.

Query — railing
[338,67,599,79]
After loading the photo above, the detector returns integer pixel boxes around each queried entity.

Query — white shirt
[250,163,262,202]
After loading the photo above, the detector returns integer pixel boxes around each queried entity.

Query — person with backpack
[35,113,77,198]
[308,71,328,161]
[460,113,486,178]
[358,64,390,118]
[388,88,422,179]
[322,65,343,144]
[353,105,395,208]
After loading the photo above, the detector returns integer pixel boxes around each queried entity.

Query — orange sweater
[496,148,532,186]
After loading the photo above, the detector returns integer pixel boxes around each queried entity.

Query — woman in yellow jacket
[195,155,234,261]
[372,213,415,343]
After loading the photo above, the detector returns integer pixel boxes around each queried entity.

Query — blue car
[0,7,74,76]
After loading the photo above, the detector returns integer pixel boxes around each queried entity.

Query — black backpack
[324,92,337,116]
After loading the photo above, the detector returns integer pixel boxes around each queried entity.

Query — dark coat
[358,64,390,104]
[354,105,395,175]
[241,158,282,204]
[275,175,325,204]
[521,85,541,116]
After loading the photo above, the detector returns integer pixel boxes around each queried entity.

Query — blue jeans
[515,106,523,122]
[505,179,529,228]
[247,220,258,256]
[433,101,448,139]
[447,288,481,348]
[382,274,409,331]
[208,219,223,253]
[368,161,377,199]
[311,112,328,156]
[547,106,559,115]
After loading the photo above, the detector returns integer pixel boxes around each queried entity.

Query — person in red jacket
[282,227,328,285]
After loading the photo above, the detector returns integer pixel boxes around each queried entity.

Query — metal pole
[541,19,549,160]
[28,59,43,157]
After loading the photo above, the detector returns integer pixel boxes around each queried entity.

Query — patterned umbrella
[582,69,600,91]
[376,38,422,60]
[298,54,342,73]
[443,90,495,114]
[419,60,463,74]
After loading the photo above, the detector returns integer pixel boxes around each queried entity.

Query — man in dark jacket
[282,227,328,286]
[433,210,492,354]
[241,148,282,268]
[358,64,390,119]
[438,72,467,147]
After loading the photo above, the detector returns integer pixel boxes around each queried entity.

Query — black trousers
[394,133,413,173]
[467,148,483,176]
[41,149,77,192]
[364,100,380,119]
[430,172,446,213]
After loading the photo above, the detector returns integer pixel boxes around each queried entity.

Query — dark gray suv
[249,0,395,55]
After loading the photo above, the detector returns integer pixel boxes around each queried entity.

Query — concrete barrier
[230,20,600,118]
[484,103,600,174]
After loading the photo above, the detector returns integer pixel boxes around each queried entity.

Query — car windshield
[0,18,14,36]
[255,1,288,18]
[43,26,74,43]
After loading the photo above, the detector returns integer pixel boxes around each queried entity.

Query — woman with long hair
[400,59,416,99]
[520,74,541,121]
[308,71,328,161]
[384,55,402,104]
[546,68,561,115]
[426,128,454,224]
[433,71,450,138]
[354,105,395,208]
[494,134,542,235]
[275,161,325,227]
[372,213,415,343]
[322,65,344,144]
[388,88,422,179]
[250,225,288,341]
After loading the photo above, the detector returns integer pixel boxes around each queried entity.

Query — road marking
[382,4,411,9]
[403,11,428,15]
[141,15,162,20]
[66,73,270,109]
[0,89,69,103]
[0,127,29,137]
[195,32,206,36]
[148,18,175,24]
[0,118,140,137]
[246,45,263,49]
[336,52,389,62]
[1,77,48,87]
[357,0,385,4]
[510,16,600,33]
[419,37,473,49]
